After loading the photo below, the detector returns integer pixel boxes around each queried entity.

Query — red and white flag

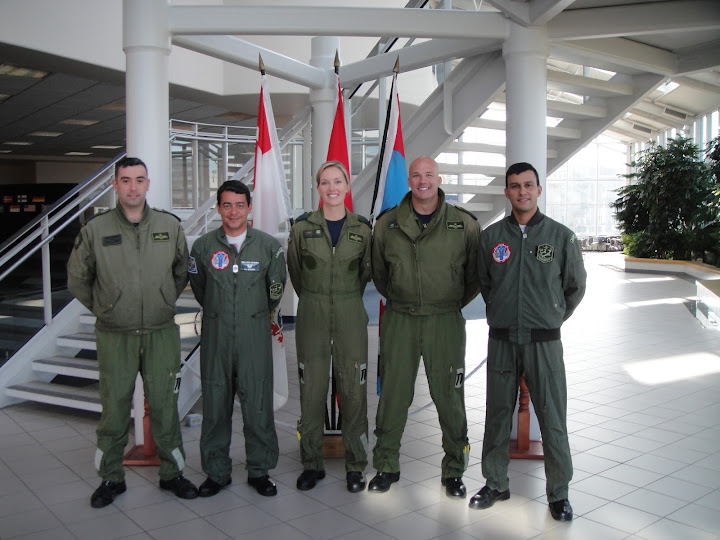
[253,74,292,410]
[324,73,353,211]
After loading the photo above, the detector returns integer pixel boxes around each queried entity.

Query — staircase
[2,290,202,417]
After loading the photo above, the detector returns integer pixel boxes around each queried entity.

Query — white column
[503,23,548,213]
[123,0,171,210]
[309,36,338,209]
[503,23,549,442]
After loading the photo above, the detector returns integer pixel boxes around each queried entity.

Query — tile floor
[1,253,719,539]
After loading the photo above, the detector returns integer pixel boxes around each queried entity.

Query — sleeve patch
[188,256,198,274]
[269,282,283,300]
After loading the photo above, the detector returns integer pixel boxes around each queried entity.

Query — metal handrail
[182,106,311,237]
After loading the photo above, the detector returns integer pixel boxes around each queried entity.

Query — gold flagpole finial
[259,54,266,75]
[393,56,400,74]
[334,51,340,74]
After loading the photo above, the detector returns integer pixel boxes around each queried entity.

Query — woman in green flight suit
[287,161,372,493]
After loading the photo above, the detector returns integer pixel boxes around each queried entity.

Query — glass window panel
[566,181,596,205]
[569,145,597,179]
[546,180,566,204]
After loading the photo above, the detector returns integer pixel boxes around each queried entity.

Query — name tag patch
[152,232,170,242]
[240,261,260,271]
[102,235,122,246]
[303,229,323,239]
[348,232,363,244]
[447,221,464,230]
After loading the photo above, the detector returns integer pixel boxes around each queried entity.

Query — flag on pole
[371,61,408,396]
[325,72,353,210]
[370,67,407,222]
[253,68,292,411]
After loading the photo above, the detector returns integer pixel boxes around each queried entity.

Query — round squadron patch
[211,251,230,270]
[492,243,511,263]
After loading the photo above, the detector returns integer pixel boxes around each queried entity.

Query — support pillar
[123,0,172,210]
[503,23,549,450]
[309,36,338,208]
[503,23,548,213]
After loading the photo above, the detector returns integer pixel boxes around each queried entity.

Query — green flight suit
[189,225,286,481]
[287,208,372,473]
[372,189,481,479]
[478,210,586,503]
[67,204,189,482]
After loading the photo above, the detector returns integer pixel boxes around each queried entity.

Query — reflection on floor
[1,253,719,540]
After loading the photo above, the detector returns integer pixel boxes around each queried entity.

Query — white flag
[252,74,292,410]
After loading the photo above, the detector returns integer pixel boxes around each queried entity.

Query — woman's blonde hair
[315,160,350,186]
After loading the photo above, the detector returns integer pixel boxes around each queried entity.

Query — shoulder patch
[85,208,111,223]
[453,204,478,220]
[376,206,396,221]
[155,208,182,222]
[356,214,371,228]
[295,212,312,223]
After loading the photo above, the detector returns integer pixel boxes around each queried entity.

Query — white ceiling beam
[549,0,720,41]
[481,0,530,26]
[605,126,645,143]
[625,109,687,131]
[547,70,633,97]
[676,40,720,75]
[169,6,508,39]
[674,75,720,95]
[529,0,578,26]
[172,36,326,89]
[551,38,677,76]
[341,38,502,87]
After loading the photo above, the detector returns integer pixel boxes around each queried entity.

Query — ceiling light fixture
[0,64,47,78]
[30,131,63,137]
[91,145,123,149]
[65,151,93,156]
[60,119,99,126]
[3,141,33,146]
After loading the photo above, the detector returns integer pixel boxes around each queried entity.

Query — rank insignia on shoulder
[446,221,464,230]
[536,244,554,263]
[152,232,170,242]
[74,235,82,249]
[348,232,363,244]
[388,221,400,229]
[303,229,323,239]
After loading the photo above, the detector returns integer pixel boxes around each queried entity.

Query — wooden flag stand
[123,399,161,466]
[509,375,544,459]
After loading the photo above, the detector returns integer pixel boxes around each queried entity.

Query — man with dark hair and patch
[470,162,586,522]
[369,156,481,498]
[68,156,198,508]
[189,180,286,498]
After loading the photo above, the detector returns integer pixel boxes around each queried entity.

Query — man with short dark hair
[189,180,286,497]
[369,156,481,498]
[470,162,586,522]
[68,156,198,508]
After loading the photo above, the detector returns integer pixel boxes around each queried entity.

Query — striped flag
[253,73,292,410]
[371,71,407,222]
[371,69,408,395]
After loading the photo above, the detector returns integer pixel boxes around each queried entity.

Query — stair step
[57,333,97,350]
[33,356,99,379]
[6,381,102,413]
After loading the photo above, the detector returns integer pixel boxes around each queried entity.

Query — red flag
[323,74,353,211]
